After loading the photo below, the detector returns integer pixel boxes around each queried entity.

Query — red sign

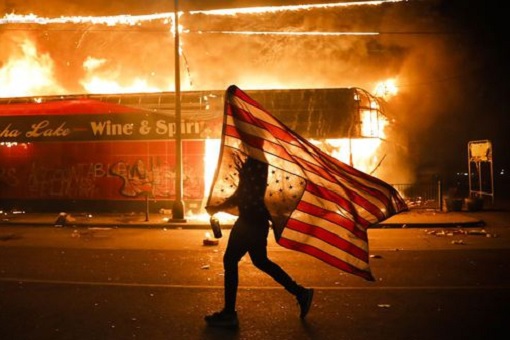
[0,99,223,142]
[0,140,205,201]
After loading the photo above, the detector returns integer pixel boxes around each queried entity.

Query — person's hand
[205,205,219,216]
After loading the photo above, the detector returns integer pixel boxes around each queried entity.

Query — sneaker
[204,310,239,328]
[297,288,314,319]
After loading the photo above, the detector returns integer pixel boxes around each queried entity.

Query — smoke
[1,0,504,180]
[179,5,409,92]
[0,2,470,96]
[375,1,506,178]
[1,2,405,95]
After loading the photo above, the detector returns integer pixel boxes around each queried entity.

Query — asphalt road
[1,219,509,340]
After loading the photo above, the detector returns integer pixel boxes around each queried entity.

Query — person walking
[205,156,314,328]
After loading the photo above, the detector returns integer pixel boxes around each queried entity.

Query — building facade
[0,88,402,214]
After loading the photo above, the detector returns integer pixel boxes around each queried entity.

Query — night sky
[1,0,508,192]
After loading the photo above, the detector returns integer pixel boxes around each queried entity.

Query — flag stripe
[280,223,369,268]
[230,96,297,143]
[229,96,405,210]
[226,106,398,220]
[300,190,358,230]
[227,94,405,215]
[207,85,407,281]
[305,182,377,226]
[286,210,368,256]
[278,234,374,281]
[225,118,390,224]
[296,199,368,241]
[223,135,305,176]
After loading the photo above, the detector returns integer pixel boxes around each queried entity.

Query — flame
[0,12,175,26]
[80,57,164,94]
[374,78,398,100]
[0,1,406,26]
[0,1,412,218]
[309,98,388,173]
[204,139,221,199]
[311,138,383,174]
[0,37,64,97]
[202,31,379,36]
[0,11,183,96]
[200,138,238,224]
[0,1,406,97]
[81,77,163,94]
[189,1,404,16]
[361,99,388,138]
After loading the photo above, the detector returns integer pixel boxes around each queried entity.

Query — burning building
[0,2,426,215]
[0,87,410,215]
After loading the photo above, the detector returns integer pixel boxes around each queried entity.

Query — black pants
[222,218,302,313]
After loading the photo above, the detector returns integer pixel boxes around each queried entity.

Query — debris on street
[71,227,113,239]
[425,228,496,238]
[0,233,20,241]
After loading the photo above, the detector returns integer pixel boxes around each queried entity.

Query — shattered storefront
[0,87,402,214]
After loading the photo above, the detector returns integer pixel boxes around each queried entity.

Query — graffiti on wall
[0,141,205,201]
[1,159,203,200]
[110,158,174,198]
[0,167,19,188]
[22,159,192,199]
[26,162,99,198]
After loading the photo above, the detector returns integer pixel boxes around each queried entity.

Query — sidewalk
[0,211,208,229]
[0,208,488,229]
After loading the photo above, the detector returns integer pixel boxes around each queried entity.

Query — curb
[0,214,485,230]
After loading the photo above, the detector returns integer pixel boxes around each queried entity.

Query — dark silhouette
[205,156,314,328]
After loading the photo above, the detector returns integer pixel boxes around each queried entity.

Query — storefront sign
[0,114,222,142]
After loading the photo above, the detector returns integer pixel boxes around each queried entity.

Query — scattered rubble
[71,227,113,239]
[425,228,497,238]
[0,233,20,241]
[54,212,76,227]
[377,304,391,308]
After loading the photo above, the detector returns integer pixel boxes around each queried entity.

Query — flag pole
[170,0,186,222]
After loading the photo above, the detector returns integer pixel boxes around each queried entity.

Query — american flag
[206,85,408,281]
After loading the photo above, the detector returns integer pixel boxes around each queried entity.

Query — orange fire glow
[0,2,405,97]
[0,1,402,203]
[0,12,175,26]
[80,56,165,94]
[311,137,385,175]
[374,78,398,100]
[189,0,404,16]
[0,37,64,97]
[361,100,388,138]
[0,11,183,96]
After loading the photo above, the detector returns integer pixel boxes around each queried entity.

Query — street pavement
[0,203,504,251]
[1,205,509,252]
[0,204,494,230]
[1,201,509,340]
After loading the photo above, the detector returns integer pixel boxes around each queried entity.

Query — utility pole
[170,0,186,222]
